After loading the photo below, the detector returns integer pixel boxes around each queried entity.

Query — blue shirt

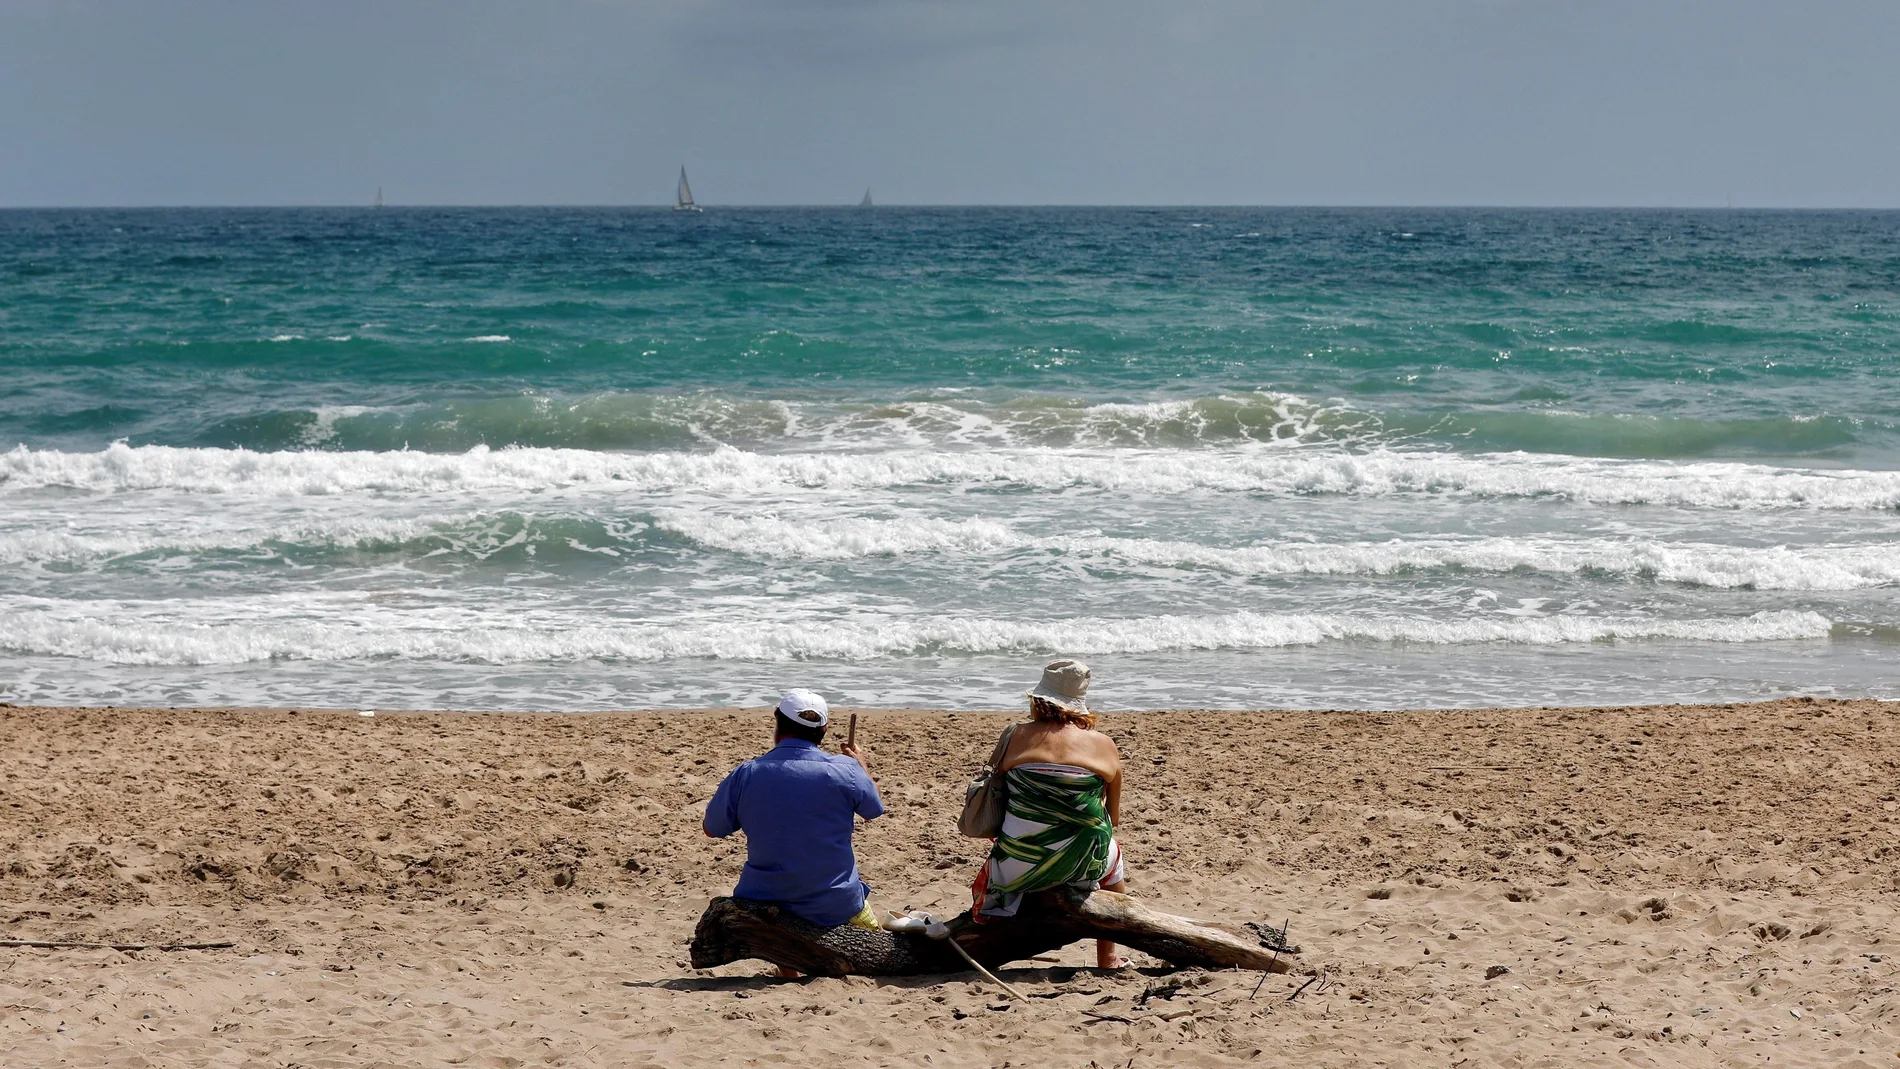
[703,738,886,926]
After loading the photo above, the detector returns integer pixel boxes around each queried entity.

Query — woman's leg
[1095,877,1129,968]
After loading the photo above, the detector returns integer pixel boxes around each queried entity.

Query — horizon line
[5,203,1900,212]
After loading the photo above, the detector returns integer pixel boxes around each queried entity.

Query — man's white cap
[776,689,830,729]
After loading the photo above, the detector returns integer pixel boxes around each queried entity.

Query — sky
[2,0,1897,207]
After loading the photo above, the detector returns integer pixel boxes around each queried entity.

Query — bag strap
[986,724,1018,770]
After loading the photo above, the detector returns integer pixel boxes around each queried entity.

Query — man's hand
[840,741,868,769]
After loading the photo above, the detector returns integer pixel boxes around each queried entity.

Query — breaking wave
[653,514,1900,591]
[5,506,1894,592]
[0,607,1834,666]
[186,391,1370,453]
[7,442,1900,510]
[8,507,1896,593]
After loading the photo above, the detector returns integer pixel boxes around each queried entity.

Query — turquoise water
[3,207,1898,709]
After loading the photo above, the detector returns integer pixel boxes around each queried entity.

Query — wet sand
[3,698,1898,1067]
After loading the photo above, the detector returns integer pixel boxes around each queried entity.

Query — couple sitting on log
[702,660,1133,970]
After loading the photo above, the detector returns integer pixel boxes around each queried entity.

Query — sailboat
[859,188,873,208]
[374,186,384,209]
[674,167,702,212]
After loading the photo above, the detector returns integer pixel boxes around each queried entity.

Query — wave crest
[654,514,1900,591]
[186,391,1369,453]
[7,442,1900,510]
[0,608,1833,666]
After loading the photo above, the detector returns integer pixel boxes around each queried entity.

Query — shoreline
[4,697,1897,1066]
[7,694,1887,715]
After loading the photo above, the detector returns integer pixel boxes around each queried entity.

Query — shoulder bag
[957,724,1018,838]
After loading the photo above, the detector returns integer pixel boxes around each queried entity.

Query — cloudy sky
[3,0,1896,206]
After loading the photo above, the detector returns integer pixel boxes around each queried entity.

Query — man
[703,689,885,930]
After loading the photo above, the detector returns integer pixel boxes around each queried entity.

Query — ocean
[2,207,1897,712]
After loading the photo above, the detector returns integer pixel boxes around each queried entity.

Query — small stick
[1286,974,1319,1002]
[1081,1009,1133,1024]
[848,713,858,749]
[944,936,1027,1002]
[0,940,235,952]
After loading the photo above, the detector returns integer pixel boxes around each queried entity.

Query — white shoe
[884,910,952,939]
[884,910,933,932]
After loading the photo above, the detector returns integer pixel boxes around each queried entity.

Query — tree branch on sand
[689,887,1298,977]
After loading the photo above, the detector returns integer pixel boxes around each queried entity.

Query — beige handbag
[956,725,1018,838]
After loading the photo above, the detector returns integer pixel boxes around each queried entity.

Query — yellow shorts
[844,901,880,930]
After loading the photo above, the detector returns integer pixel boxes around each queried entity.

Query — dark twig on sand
[1,940,236,952]
[1286,974,1320,1002]
[1135,978,1184,1007]
[1082,1009,1133,1025]
[1250,918,1291,1000]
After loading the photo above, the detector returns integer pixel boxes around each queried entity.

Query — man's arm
[839,744,885,821]
[703,767,742,838]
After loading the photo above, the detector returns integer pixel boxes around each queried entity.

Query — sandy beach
[3,698,1898,1067]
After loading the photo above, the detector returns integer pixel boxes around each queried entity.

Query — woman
[973,658,1130,968]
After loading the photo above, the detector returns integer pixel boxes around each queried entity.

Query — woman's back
[1000,720,1120,795]
[1003,725,1117,831]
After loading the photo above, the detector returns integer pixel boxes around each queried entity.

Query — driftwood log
[690,887,1296,977]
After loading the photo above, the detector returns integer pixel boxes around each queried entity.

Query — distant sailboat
[374,186,384,209]
[674,167,702,212]
[859,188,873,208]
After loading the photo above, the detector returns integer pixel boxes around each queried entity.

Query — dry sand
[3,698,1899,1067]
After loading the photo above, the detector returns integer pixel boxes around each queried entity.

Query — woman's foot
[1096,940,1128,969]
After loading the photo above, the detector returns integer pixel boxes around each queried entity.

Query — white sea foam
[0,516,446,566]
[654,512,1026,560]
[653,513,1900,591]
[0,606,1833,666]
[8,442,1898,510]
[5,503,1890,591]
[464,335,511,343]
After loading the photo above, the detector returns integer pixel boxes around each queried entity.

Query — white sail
[860,188,872,208]
[674,167,701,211]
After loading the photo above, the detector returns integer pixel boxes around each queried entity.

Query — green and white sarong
[976,763,1125,918]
